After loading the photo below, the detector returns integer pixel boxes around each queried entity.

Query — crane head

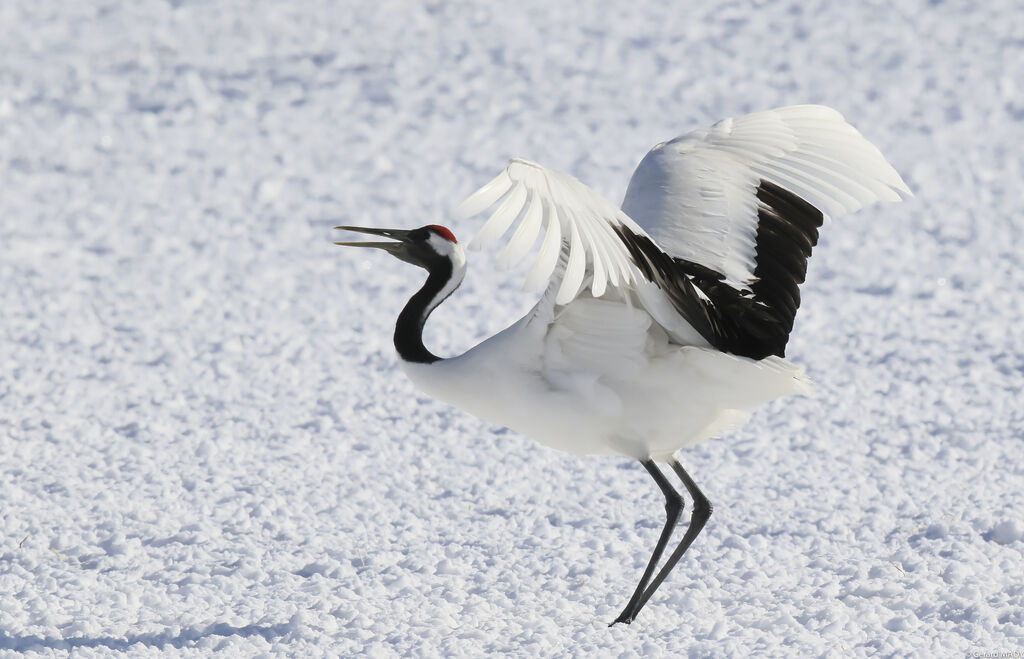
[334,224,460,270]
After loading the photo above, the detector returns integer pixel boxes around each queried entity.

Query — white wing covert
[458,158,649,305]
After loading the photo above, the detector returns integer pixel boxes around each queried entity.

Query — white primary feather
[459,158,646,304]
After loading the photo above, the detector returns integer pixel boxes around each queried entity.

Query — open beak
[333,226,413,253]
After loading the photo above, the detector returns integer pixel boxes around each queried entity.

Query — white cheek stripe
[426,238,467,312]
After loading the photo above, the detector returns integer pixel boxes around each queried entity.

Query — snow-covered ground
[2,0,1022,655]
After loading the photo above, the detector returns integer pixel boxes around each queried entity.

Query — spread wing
[460,105,911,359]
[457,158,648,305]
[622,104,911,289]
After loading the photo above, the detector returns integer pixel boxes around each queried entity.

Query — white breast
[401,297,810,461]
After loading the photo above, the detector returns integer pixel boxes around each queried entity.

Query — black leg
[611,460,684,626]
[631,459,713,614]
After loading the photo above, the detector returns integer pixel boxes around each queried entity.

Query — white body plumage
[400,105,908,462]
[402,285,811,462]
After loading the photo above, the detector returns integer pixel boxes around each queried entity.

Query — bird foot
[609,611,636,626]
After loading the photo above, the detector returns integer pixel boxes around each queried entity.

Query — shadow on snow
[0,621,294,652]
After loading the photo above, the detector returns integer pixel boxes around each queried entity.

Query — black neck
[395,259,457,364]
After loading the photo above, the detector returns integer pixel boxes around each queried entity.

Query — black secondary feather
[614,180,824,359]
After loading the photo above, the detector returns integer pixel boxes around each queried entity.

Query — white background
[1,0,1021,655]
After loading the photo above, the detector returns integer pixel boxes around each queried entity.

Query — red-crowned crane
[334,105,910,625]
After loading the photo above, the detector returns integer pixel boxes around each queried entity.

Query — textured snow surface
[2,1,1023,656]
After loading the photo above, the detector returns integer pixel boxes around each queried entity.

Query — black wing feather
[615,179,824,359]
